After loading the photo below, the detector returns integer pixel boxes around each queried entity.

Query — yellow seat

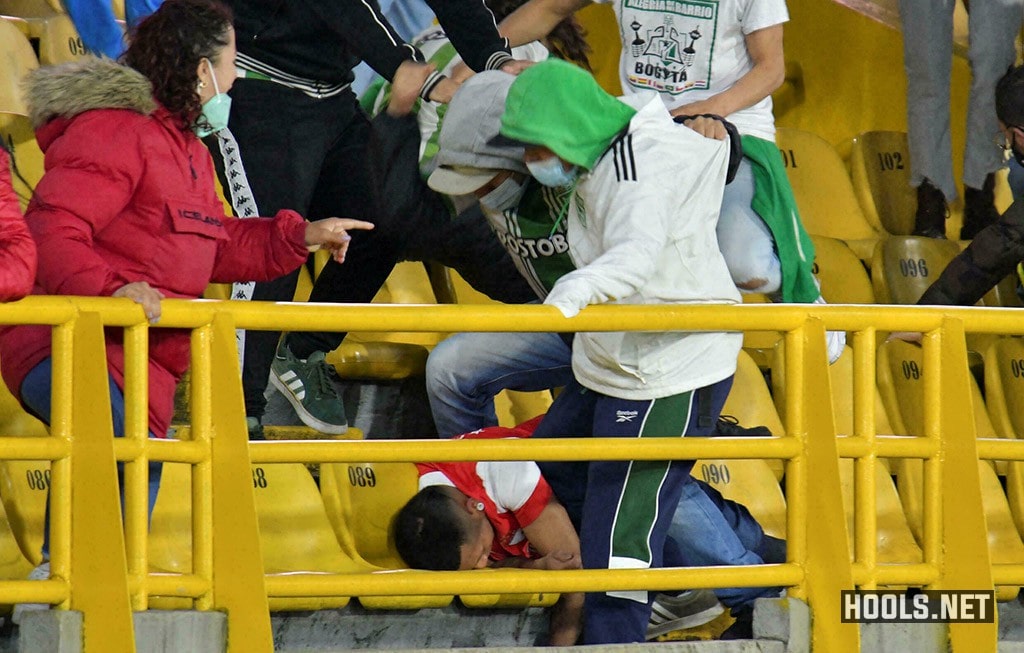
[0,459,48,567]
[775,127,886,260]
[26,13,92,65]
[692,351,789,541]
[828,347,922,565]
[318,461,452,609]
[983,336,1024,539]
[718,350,787,481]
[690,458,786,540]
[0,374,50,567]
[149,462,366,611]
[877,339,1024,597]
[848,131,917,236]
[871,236,961,305]
[0,380,47,576]
[0,18,41,211]
[0,0,65,17]
[320,461,418,570]
[809,235,875,304]
[324,261,444,380]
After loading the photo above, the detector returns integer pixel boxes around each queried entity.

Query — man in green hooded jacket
[500,58,747,643]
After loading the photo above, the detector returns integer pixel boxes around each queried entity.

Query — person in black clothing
[916,64,1024,307]
[219,1,534,437]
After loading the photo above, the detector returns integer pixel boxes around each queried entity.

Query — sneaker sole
[646,602,726,640]
[269,373,348,435]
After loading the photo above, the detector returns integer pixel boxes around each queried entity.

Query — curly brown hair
[123,0,233,131]
[487,0,591,71]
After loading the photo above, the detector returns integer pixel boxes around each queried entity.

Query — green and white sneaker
[269,343,348,434]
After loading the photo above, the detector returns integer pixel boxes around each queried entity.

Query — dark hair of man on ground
[394,486,467,571]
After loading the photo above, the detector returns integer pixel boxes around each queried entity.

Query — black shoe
[912,178,948,239]
[720,606,754,640]
[714,415,772,437]
[961,173,1000,240]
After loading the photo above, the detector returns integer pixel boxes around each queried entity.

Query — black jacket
[918,200,1024,306]
[227,0,511,86]
[367,110,534,304]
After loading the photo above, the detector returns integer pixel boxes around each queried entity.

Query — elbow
[765,61,786,95]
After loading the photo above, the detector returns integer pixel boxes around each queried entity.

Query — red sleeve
[0,149,35,301]
[513,476,553,528]
[210,210,309,283]
[27,115,141,297]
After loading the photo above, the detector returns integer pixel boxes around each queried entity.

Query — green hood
[500,59,636,170]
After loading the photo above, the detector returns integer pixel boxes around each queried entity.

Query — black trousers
[223,80,531,420]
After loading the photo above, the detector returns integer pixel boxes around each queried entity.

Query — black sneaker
[719,606,754,640]
[714,415,772,437]
[961,173,1000,240]
[912,178,948,239]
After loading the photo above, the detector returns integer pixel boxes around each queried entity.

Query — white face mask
[479,175,526,213]
[526,156,579,188]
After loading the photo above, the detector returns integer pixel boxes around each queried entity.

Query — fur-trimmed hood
[23,56,155,130]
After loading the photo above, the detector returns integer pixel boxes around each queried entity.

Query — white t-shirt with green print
[597,0,788,140]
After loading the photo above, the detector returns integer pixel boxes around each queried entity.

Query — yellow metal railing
[0,297,1021,652]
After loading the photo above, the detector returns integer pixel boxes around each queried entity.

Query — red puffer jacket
[0,148,36,302]
[0,59,310,438]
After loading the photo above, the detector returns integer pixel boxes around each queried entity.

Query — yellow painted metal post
[790,318,859,651]
[852,329,878,589]
[69,312,135,652]
[121,323,149,610]
[49,322,74,607]
[929,319,996,652]
[208,313,272,652]
[190,325,214,610]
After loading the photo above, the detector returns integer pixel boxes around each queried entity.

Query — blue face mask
[194,59,231,138]
[526,157,579,188]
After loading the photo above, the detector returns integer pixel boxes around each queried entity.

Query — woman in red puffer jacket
[0,148,35,302]
[1,0,371,445]
[0,1,372,581]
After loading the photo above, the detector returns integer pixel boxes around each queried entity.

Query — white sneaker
[814,294,846,364]
[646,589,725,640]
[12,561,51,625]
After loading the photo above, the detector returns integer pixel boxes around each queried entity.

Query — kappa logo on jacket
[615,410,639,423]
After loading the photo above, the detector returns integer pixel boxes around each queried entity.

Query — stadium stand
[809,235,876,305]
[877,338,1024,600]
[0,18,41,211]
[983,337,1024,539]
[849,130,917,236]
[149,462,357,611]
[775,127,887,260]
[871,236,962,305]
